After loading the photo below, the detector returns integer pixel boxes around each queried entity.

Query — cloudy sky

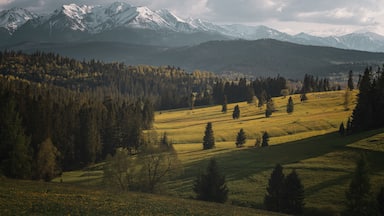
[1,0,384,36]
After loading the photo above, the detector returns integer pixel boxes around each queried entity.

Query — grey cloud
[202,0,382,26]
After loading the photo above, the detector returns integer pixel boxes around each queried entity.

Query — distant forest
[0,51,331,180]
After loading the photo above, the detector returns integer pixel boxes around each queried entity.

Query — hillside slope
[0,178,284,216]
[5,39,384,78]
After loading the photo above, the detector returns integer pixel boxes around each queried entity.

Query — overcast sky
[1,0,384,36]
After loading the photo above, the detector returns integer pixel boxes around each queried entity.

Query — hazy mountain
[1,2,384,51]
[8,39,384,79]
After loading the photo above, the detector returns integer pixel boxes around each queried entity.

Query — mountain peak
[104,2,132,16]
[0,7,38,33]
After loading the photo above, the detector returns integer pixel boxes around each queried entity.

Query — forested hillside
[0,51,292,180]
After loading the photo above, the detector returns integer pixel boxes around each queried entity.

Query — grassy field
[154,91,354,145]
[6,90,384,215]
[152,90,384,214]
[0,178,284,216]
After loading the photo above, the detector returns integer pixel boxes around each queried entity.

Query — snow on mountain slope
[1,2,384,52]
[0,8,38,33]
[39,2,206,33]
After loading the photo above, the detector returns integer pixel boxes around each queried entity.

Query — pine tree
[235,128,246,148]
[264,164,285,212]
[193,158,228,203]
[203,122,215,150]
[262,131,269,147]
[378,187,384,216]
[286,96,294,114]
[282,170,305,214]
[232,105,240,119]
[345,154,375,216]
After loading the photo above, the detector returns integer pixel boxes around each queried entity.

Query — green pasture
[46,90,384,215]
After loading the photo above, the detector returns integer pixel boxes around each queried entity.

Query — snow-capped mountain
[1,2,384,52]
[35,2,212,34]
[0,7,38,33]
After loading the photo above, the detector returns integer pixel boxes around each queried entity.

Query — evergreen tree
[203,122,215,150]
[37,137,60,181]
[0,98,32,179]
[282,170,305,214]
[351,67,373,132]
[235,128,246,148]
[264,164,285,212]
[378,187,384,216]
[232,105,240,119]
[286,96,294,114]
[193,158,228,203]
[339,122,345,136]
[262,131,269,147]
[265,98,275,118]
[348,70,354,90]
[345,154,375,216]
[222,95,228,113]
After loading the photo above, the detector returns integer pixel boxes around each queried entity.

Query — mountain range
[1,2,384,52]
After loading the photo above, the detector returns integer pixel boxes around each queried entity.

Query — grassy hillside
[0,178,284,216]
[45,90,384,215]
[154,91,354,146]
[153,90,384,214]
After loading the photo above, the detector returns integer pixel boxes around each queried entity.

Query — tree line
[0,51,296,111]
[350,66,384,132]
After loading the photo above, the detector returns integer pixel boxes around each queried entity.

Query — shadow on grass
[178,128,384,182]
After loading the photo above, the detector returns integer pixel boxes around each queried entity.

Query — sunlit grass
[47,90,384,215]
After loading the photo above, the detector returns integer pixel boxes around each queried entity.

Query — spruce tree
[264,164,285,212]
[235,128,246,148]
[262,131,269,147]
[193,158,228,203]
[203,122,215,150]
[282,170,305,214]
[232,105,240,119]
[286,96,294,114]
[345,154,375,216]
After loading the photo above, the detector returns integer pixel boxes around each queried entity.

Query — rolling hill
[5,39,384,79]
